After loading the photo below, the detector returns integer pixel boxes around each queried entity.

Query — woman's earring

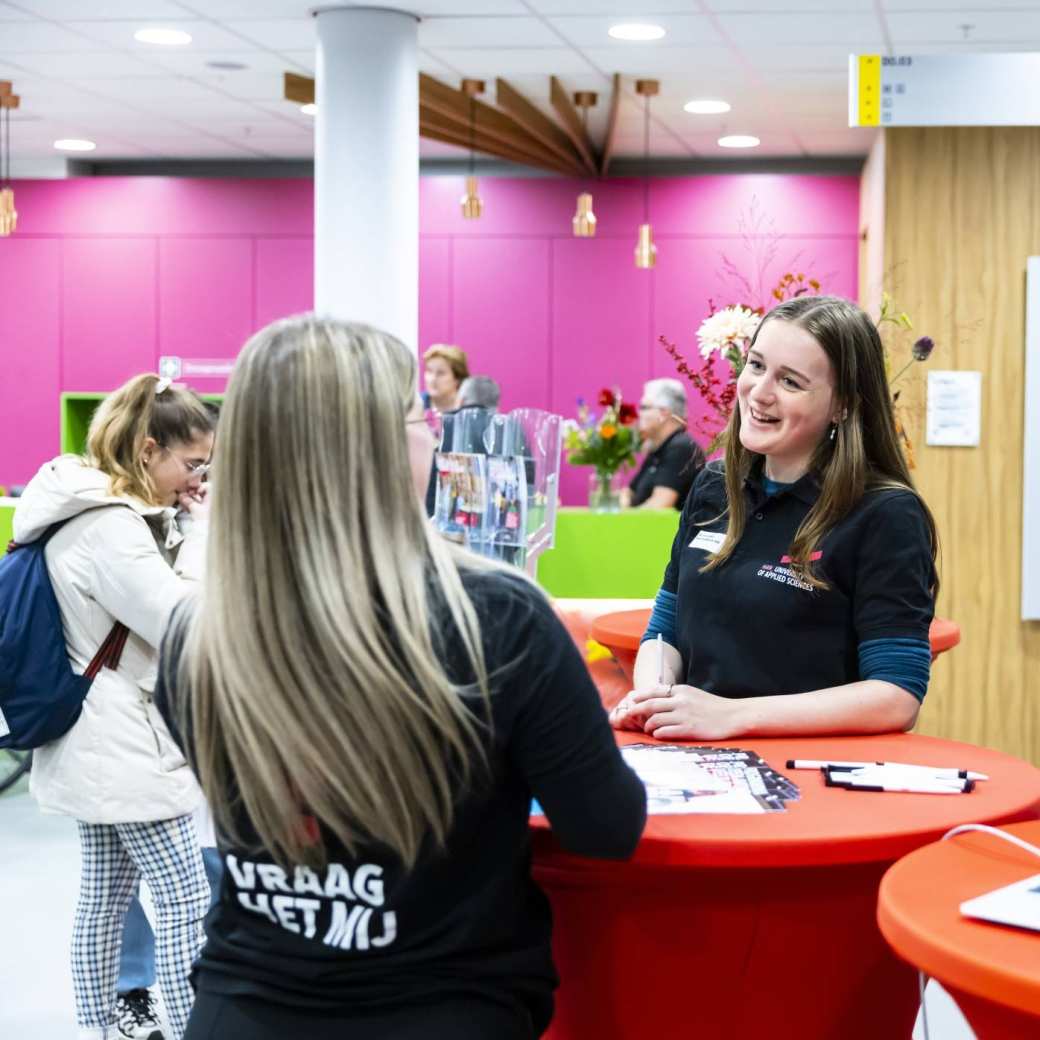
[829,423,838,442]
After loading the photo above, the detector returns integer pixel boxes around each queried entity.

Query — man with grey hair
[456,375,500,411]
[621,378,705,510]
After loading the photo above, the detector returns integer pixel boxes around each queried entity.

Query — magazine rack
[432,407,561,574]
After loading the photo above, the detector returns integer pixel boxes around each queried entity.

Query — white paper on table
[645,785,772,814]
[620,746,728,793]
[619,745,777,814]
[960,874,1040,933]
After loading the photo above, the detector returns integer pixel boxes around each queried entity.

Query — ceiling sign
[849,53,1040,127]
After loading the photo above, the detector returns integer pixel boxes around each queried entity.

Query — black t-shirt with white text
[155,571,646,1032]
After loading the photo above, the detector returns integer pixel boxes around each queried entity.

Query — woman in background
[423,342,470,414]
[158,316,646,1039]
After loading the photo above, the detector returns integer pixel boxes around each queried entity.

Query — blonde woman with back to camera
[155,316,646,1039]
[12,377,216,1040]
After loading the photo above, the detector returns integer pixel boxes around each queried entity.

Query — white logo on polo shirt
[756,562,813,593]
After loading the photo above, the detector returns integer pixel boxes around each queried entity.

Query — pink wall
[0,174,859,502]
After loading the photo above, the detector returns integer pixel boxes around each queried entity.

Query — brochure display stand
[432,407,561,574]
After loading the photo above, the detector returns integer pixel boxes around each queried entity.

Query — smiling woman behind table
[611,295,939,741]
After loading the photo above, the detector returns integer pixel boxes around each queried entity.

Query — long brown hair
[704,295,939,590]
[86,374,214,505]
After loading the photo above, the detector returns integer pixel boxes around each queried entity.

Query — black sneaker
[115,988,164,1040]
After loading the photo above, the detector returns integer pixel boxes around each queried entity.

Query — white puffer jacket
[13,456,204,824]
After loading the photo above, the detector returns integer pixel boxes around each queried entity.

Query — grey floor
[1,780,975,1040]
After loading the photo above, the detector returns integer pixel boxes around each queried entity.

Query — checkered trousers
[72,814,209,1040]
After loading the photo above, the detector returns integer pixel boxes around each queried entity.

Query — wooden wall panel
[882,127,1040,764]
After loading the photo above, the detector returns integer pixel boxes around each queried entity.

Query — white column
[314,6,419,349]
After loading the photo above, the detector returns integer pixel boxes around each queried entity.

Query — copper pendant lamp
[0,81,19,237]
[633,79,659,269]
[460,78,485,219]
[571,91,598,237]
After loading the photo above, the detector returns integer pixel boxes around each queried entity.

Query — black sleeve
[503,591,646,859]
[853,491,936,642]
[627,457,652,507]
[655,436,704,498]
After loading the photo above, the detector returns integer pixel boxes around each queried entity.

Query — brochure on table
[618,744,800,815]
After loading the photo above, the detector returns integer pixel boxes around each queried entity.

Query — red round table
[879,820,1040,1039]
[591,609,962,683]
[530,731,1040,1040]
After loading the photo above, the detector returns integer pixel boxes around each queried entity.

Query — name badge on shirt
[689,530,726,554]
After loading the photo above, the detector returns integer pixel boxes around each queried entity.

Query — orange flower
[600,423,617,439]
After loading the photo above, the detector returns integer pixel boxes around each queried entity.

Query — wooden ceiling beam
[495,78,593,176]
[283,72,314,106]
[420,106,577,175]
[549,76,599,174]
[420,74,583,175]
[599,73,621,177]
[284,70,598,177]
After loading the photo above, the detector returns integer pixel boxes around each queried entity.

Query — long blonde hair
[177,316,493,869]
[705,295,939,591]
[86,374,214,505]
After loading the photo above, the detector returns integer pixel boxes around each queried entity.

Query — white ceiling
[0,0,1037,166]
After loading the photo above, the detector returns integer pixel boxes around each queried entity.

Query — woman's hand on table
[609,685,666,731]
[611,684,746,740]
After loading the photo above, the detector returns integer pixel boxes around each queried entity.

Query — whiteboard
[1023,258,1040,620]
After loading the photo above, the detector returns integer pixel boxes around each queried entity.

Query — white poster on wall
[1023,258,1040,620]
[926,371,982,447]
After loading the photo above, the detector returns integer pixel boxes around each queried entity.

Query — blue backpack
[0,520,128,751]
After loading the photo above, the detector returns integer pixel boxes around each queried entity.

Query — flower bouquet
[877,291,936,468]
[563,388,639,511]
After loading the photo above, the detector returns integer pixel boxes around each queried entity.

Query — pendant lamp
[0,81,18,237]
[634,79,659,269]
[460,79,485,219]
[571,91,598,237]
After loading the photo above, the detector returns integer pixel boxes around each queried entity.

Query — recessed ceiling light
[300,103,317,115]
[718,134,760,148]
[206,60,248,71]
[54,139,96,152]
[684,99,731,115]
[608,23,665,42]
[134,28,192,46]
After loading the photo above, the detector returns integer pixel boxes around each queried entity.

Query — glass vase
[588,470,622,513]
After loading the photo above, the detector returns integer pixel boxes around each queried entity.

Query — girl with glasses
[13,374,216,1039]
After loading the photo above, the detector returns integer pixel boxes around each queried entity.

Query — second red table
[591,608,962,683]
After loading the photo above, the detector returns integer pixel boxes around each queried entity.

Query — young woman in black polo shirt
[154,316,646,1040]
[611,295,938,740]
